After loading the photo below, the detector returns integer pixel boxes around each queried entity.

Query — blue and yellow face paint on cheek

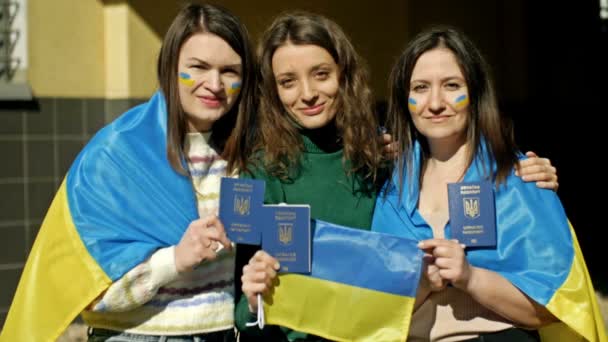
[227,81,241,95]
[408,98,417,113]
[453,94,469,110]
[178,72,195,87]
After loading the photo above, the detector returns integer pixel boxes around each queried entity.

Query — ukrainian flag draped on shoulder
[264,220,423,342]
[371,140,607,342]
[0,91,198,342]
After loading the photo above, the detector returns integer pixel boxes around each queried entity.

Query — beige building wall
[27,0,409,100]
[126,7,161,98]
[103,1,161,99]
[28,0,161,99]
[25,0,526,101]
[28,0,106,97]
[104,2,128,99]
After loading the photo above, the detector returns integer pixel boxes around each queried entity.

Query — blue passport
[447,181,496,248]
[261,204,311,274]
[218,177,265,245]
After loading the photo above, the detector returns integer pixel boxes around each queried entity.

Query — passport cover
[448,181,496,248]
[218,177,265,245]
[262,204,311,274]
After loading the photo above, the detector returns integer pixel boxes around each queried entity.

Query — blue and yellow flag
[372,140,607,341]
[0,92,199,342]
[264,220,423,342]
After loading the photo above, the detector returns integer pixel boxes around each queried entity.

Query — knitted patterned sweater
[82,132,235,335]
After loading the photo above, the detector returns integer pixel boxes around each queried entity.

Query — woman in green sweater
[234,13,382,341]
[234,12,558,341]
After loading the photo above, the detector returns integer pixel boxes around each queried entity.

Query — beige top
[408,287,514,342]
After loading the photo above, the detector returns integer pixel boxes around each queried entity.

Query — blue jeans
[87,328,235,342]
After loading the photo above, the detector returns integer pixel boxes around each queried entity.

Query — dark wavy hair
[386,27,518,196]
[253,11,381,183]
[157,3,257,174]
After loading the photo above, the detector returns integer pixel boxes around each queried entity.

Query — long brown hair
[157,3,257,174]
[254,12,380,182]
[386,27,518,195]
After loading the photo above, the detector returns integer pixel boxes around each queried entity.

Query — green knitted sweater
[234,130,376,341]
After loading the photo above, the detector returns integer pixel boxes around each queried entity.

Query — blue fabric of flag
[67,90,198,280]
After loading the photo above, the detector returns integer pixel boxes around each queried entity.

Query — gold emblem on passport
[278,223,293,245]
[234,195,250,216]
[463,197,480,219]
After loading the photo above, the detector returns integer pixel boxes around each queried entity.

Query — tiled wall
[0,97,146,328]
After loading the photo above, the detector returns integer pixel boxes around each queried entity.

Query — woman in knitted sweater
[79,3,257,341]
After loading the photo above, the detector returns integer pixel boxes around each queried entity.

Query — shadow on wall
[121,0,178,37]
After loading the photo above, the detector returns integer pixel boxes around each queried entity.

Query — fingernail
[460,244,466,249]
[417,242,424,248]
[274,262,281,270]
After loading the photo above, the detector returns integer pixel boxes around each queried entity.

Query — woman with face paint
[234,14,560,341]
[80,4,258,341]
[82,4,257,341]
[372,27,606,342]
[2,3,256,342]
